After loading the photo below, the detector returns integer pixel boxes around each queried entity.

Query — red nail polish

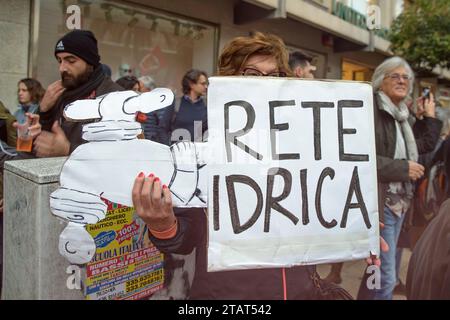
[163,184,167,189]
[154,177,160,182]
[148,173,154,178]
[138,172,144,177]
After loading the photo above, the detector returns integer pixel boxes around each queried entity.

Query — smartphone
[422,87,431,100]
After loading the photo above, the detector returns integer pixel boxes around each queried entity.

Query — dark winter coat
[406,198,450,299]
[39,68,123,153]
[150,208,351,300]
[373,95,442,222]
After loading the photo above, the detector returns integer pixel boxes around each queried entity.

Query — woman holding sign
[132,32,352,300]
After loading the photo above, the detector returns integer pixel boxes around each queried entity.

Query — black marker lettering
[269,100,300,160]
[224,100,262,162]
[264,168,299,232]
[301,102,334,160]
[226,175,264,234]
[337,100,369,162]
[315,167,338,228]
[340,166,371,229]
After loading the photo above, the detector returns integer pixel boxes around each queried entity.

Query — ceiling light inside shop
[193,26,205,40]
[185,25,194,38]
[100,3,113,22]
[172,21,180,36]
[97,1,208,39]
[150,19,158,32]
[128,15,139,27]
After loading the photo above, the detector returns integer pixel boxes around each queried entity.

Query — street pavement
[317,249,411,300]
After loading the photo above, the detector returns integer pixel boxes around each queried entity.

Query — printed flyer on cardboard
[84,199,164,300]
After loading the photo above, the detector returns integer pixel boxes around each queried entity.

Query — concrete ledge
[4,157,67,184]
[247,0,391,55]
[244,0,278,10]
[2,165,83,299]
[2,156,195,300]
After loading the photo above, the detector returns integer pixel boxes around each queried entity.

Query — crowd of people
[0,29,449,300]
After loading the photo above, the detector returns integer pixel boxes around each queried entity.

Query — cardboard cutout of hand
[50,89,208,264]
[64,89,174,141]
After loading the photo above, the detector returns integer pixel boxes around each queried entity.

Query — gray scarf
[377,91,418,205]
[377,91,418,162]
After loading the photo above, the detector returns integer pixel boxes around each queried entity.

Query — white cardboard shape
[59,222,96,265]
[50,89,207,264]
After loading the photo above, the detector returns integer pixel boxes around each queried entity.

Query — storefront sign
[331,0,389,39]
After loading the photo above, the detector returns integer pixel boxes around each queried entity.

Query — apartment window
[343,0,368,15]
[341,59,374,82]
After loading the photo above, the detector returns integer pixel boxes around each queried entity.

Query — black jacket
[373,95,442,221]
[413,116,443,156]
[39,76,123,153]
[160,96,208,145]
[406,199,450,299]
[150,208,328,300]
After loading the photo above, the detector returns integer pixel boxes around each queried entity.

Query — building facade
[1,0,448,113]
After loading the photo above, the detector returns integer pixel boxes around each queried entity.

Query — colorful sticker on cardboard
[84,198,164,300]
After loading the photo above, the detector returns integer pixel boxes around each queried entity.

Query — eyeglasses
[385,73,411,81]
[242,68,287,77]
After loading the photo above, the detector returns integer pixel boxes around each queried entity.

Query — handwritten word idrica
[213,166,371,233]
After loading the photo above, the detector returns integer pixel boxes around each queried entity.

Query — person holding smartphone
[412,88,442,155]
[415,87,435,119]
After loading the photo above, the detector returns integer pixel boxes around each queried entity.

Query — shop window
[342,60,374,82]
[33,0,218,95]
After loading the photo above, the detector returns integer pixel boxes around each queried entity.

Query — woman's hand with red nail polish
[132,174,175,232]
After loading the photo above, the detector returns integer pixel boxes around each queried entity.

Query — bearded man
[35,30,123,157]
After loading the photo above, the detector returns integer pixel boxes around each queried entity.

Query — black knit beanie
[54,30,100,67]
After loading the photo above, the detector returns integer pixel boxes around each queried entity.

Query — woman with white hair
[137,76,163,142]
[138,75,156,92]
[357,56,426,300]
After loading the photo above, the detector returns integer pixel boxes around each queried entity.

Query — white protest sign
[206,77,380,272]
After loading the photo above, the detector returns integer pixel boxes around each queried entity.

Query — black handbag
[310,270,354,300]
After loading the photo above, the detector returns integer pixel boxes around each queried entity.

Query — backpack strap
[170,96,182,132]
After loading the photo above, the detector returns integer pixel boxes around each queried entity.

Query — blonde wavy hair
[217,32,292,77]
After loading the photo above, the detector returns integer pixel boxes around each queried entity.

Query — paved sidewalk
[317,249,411,300]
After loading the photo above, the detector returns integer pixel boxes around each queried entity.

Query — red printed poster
[84,199,164,300]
